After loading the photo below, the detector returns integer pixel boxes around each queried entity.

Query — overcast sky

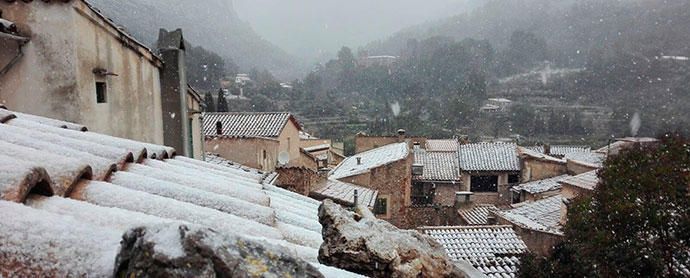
[233,0,476,61]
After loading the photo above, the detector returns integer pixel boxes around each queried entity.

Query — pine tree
[216,88,228,112]
[204,91,216,112]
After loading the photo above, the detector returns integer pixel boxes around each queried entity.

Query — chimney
[157,29,190,156]
[455,191,474,209]
[215,121,223,135]
[543,144,551,155]
[356,157,362,165]
[412,163,424,176]
[397,129,406,142]
[353,189,359,208]
[487,215,497,225]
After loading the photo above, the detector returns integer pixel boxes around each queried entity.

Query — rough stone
[317,199,466,278]
[115,224,324,278]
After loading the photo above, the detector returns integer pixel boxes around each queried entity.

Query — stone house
[329,142,413,227]
[457,142,522,205]
[518,146,567,182]
[354,129,426,154]
[558,170,599,225]
[494,195,564,256]
[0,1,200,158]
[511,174,567,203]
[411,143,461,207]
[202,112,304,171]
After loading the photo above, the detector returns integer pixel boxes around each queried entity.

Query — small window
[508,174,520,184]
[471,175,498,192]
[96,82,107,103]
[373,196,388,216]
[263,150,267,160]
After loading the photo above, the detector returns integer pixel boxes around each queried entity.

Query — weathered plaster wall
[187,93,203,159]
[277,121,301,164]
[522,158,567,182]
[206,137,279,171]
[354,135,426,154]
[566,160,598,175]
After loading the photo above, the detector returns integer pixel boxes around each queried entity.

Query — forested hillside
[88,0,302,79]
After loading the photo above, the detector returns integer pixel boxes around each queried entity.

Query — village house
[511,174,567,203]
[354,129,426,153]
[329,142,413,227]
[559,170,599,225]
[202,112,306,171]
[527,145,591,159]
[0,1,201,159]
[518,146,568,182]
[494,195,564,256]
[458,142,522,205]
[411,142,461,207]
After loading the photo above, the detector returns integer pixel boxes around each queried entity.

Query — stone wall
[403,206,462,228]
[495,215,563,257]
[275,167,322,196]
[354,134,426,154]
[566,160,598,175]
[522,158,567,182]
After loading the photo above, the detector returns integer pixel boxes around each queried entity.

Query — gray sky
[233,0,476,61]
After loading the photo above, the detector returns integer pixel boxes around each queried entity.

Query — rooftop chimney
[397,129,406,142]
[356,157,362,165]
[544,144,551,155]
[455,191,474,209]
[353,189,359,208]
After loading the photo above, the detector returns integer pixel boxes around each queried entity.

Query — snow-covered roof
[413,148,460,181]
[0,107,361,277]
[303,144,330,153]
[310,179,378,208]
[202,112,301,138]
[458,143,520,172]
[512,175,568,194]
[458,204,498,225]
[420,225,528,278]
[559,170,599,191]
[330,142,409,179]
[426,139,459,152]
[564,151,605,168]
[526,145,591,157]
[518,146,566,164]
[496,195,563,235]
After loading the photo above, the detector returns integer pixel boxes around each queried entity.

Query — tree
[216,88,228,112]
[185,45,236,91]
[519,133,690,277]
[204,91,216,112]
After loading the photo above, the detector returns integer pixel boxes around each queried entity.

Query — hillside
[88,0,303,80]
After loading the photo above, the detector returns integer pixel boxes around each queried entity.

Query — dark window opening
[373,197,388,215]
[508,174,520,184]
[263,150,267,160]
[96,82,107,103]
[471,175,498,192]
[411,182,435,206]
[215,121,223,135]
[512,190,522,204]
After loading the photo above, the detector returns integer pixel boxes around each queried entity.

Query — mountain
[366,0,690,66]
[88,0,303,80]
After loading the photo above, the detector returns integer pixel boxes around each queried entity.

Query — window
[95,82,107,103]
[470,175,498,192]
[508,174,520,184]
[263,150,267,160]
[373,196,388,216]
[411,182,435,206]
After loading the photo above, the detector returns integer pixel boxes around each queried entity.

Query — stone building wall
[522,158,567,182]
[495,215,563,257]
[275,167,322,196]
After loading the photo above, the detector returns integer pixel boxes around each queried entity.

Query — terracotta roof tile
[458,143,520,172]
[330,142,409,179]
[311,179,378,208]
[420,225,527,277]
[202,112,300,138]
[496,195,563,235]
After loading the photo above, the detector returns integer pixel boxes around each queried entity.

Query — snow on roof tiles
[518,146,566,164]
[512,175,568,194]
[202,112,300,138]
[496,195,563,235]
[559,170,599,190]
[0,108,365,277]
[458,204,498,225]
[311,179,378,208]
[330,142,409,179]
[526,145,591,156]
[413,148,460,181]
[564,151,605,168]
[420,225,527,277]
[426,139,459,152]
[458,143,520,172]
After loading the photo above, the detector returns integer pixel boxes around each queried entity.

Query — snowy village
[0,0,689,277]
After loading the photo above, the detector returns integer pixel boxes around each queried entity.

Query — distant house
[354,129,426,154]
[357,55,398,68]
[495,195,564,256]
[202,112,304,171]
[526,145,591,159]
[329,142,412,227]
[419,225,528,278]
[564,151,605,175]
[0,1,200,158]
[518,146,567,182]
[458,143,522,205]
[511,174,567,203]
[558,170,599,224]
[411,144,461,207]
